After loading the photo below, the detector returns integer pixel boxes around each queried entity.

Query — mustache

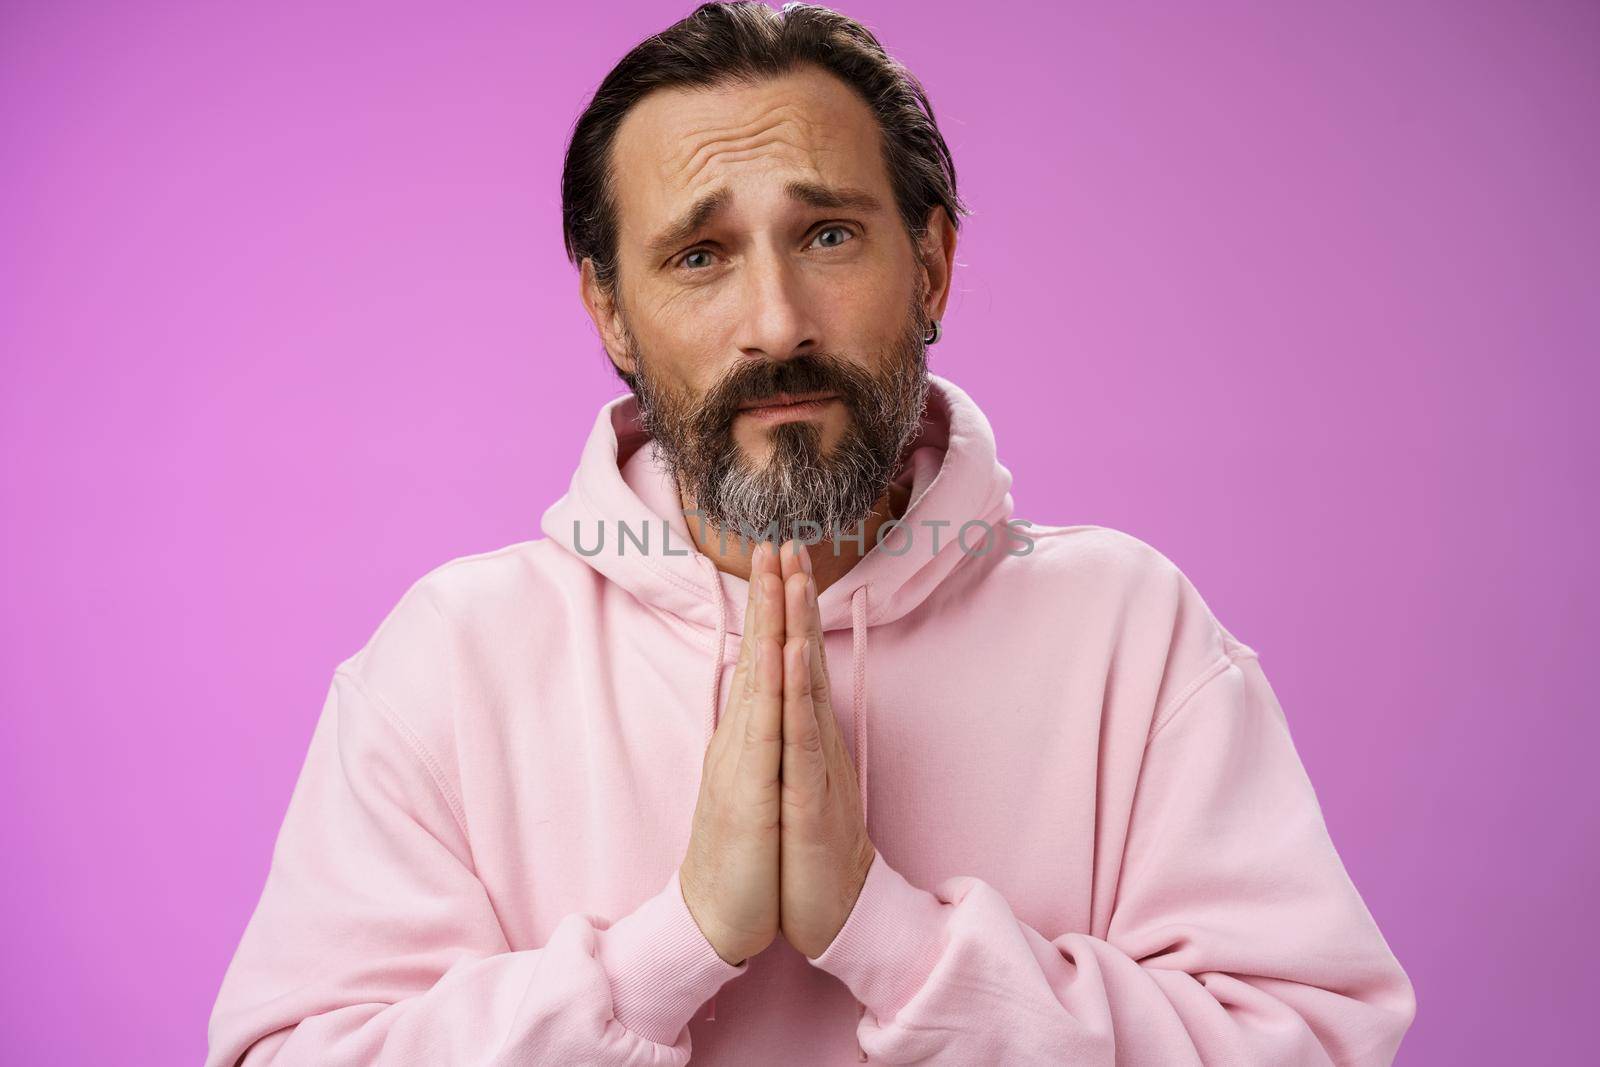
[700,353,865,425]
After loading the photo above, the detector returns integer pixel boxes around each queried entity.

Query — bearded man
[207,4,1416,1064]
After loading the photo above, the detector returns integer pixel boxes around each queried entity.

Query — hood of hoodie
[540,371,1014,638]
[537,371,1014,1055]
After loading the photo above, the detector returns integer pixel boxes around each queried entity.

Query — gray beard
[624,298,931,544]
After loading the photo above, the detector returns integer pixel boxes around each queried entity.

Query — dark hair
[560,1,969,297]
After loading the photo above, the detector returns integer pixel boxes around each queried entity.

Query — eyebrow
[644,180,887,261]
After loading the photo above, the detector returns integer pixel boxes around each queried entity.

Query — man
[207,3,1416,1064]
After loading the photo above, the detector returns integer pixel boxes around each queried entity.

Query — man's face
[585,65,951,539]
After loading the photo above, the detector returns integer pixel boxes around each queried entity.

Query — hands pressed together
[679,539,877,965]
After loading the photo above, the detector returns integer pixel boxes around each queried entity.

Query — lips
[737,391,839,411]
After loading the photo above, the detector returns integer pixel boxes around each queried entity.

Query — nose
[733,243,822,363]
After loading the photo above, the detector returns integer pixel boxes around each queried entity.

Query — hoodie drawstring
[704,555,730,746]
[700,554,730,1022]
[696,556,873,1062]
[847,582,870,1061]
[849,583,870,846]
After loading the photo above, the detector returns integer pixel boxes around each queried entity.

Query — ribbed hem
[805,850,949,1022]
[597,867,750,1045]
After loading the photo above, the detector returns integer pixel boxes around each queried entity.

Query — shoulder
[1009,522,1194,609]
[413,537,586,619]
[339,539,554,665]
[1003,521,1256,704]
[351,536,599,661]
[331,538,579,776]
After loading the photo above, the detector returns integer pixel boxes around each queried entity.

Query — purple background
[3,2,1594,1063]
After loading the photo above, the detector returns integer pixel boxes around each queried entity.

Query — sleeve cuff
[805,849,950,1022]
[597,866,749,1045]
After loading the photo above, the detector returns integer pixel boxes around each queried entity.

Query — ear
[914,204,958,324]
[579,258,636,378]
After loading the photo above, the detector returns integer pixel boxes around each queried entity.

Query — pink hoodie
[206,373,1416,1065]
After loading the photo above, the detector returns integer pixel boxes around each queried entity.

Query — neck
[678,480,912,595]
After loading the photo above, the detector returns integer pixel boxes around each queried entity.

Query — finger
[782,635,826,794]
[783,552,845,763]
[728,542,765,706]
[734,543,784,746]
[780,541,824,670]
[744,634,785,788]
[782,539,827,694]
[735,544,762,695]
[779,537,804,585]
[719,541,770,762]
[755,540,786,647]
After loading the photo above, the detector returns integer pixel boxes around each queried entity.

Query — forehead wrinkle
[668,101,827,191]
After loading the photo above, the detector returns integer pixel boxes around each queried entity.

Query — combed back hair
[560,1,969,296]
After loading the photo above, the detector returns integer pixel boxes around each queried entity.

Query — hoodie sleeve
[205,667,747,1067]
[805,651,1416,1065]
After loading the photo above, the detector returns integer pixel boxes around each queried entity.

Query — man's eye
[812,225,855,249]
[676,228,852,270]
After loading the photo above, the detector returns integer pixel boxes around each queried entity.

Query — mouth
[736,390,840,416]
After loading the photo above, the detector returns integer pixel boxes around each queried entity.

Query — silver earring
[924,319,942,345]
